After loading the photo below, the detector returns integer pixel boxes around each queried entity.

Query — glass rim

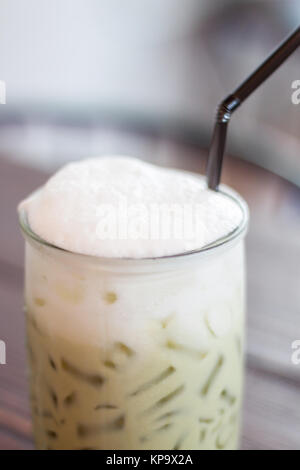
[18,185,249,266]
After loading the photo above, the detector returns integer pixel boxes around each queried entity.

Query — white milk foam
[20,156,243,258]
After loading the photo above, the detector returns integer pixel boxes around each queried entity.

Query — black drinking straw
[207,26,300,190]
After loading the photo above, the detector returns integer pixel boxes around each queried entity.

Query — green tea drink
[19,157,248,450]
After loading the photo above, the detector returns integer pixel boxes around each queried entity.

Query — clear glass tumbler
[19,188,248,450]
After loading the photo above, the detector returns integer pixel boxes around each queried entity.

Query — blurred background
[0,0,299,450]
[0,0,299,182]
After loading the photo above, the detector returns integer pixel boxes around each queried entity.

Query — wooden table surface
[0,134,299,450]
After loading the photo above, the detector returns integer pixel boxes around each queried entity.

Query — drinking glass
[19,187,248,450]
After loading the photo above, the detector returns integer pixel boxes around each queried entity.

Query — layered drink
[19,156,248,450]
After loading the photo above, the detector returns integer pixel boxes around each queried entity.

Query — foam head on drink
[19,156,247,450]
